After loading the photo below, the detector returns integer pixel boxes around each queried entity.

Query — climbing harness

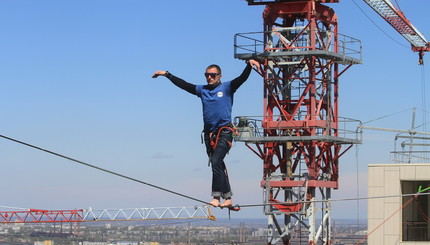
[208,123,239,151]
[203,123,239,167]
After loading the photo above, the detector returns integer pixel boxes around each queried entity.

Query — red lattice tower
[234,0,362,244]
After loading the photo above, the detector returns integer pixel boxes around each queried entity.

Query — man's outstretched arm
[230,59,260,92]
[152,70,197,95]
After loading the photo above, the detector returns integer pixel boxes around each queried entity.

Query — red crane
[234,0,428,244]
[363,0,430,64]
[0,206,214,223]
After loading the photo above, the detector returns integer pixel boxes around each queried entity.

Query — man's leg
[204,133,223,206]
[220,198,232,207]
[210,130,233,203]
[209,197,220,207]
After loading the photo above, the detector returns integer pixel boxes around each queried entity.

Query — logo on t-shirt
[217,91,224,97]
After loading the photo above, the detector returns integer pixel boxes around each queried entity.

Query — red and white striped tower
[234,0,362,244]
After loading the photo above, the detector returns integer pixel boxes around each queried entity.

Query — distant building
[79,242,107,245]
[34,241,54,245]
[368,163,430,244]
[142,242,159,245]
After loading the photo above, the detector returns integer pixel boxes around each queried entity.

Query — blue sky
[0,0,429,222]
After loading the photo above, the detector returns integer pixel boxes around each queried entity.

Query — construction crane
[233,0,428,244]
[362,0,430,64]
[0,206,215,223]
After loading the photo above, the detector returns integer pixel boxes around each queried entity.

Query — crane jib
[363,0,429,50]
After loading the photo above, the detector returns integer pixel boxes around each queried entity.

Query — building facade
[368,164,430,244]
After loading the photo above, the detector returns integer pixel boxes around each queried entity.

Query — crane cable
[361,107,414,125]
[355,144,361,232]
[0,134,210,206]
[351,0,409,49]
[421,65,427,134]
[393,0,401,11]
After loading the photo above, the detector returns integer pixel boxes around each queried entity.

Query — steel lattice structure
[363,0,430,52]
[234,0,362,244]
[0,206,215,223]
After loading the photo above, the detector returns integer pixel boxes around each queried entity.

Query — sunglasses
[204,72,221,78]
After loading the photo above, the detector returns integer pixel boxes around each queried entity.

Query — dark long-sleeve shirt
[165,63,253,95]
[165,63,253,132]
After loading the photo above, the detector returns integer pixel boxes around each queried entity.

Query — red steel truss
[0,206,214,223]
[362,0,430,64]
[363,0,430,52]
[0,209,84,223]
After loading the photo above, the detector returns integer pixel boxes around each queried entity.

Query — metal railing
[403,221,429,241]
[234,28,362,63]
[234,115,362,143]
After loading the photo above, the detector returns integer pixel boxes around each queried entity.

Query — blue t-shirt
[196,81,233,132]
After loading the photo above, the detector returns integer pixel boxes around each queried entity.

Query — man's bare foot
[220,198,233,207]
[209,198,220,207]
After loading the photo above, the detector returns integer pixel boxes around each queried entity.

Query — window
[402,181,430,241]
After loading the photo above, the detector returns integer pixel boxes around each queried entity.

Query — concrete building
[368,164,430,244]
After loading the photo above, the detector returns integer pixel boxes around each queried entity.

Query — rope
[0,134,210,206]
[3,133,430,213]
[236,192,430,209]
[355,144,361,237]
[354,195,417,245]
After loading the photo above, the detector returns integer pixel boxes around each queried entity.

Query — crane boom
[363,0,430,52]
[0,206,215,223]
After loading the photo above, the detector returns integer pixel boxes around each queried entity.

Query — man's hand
[248,59,261,72]
[152,70,167,78]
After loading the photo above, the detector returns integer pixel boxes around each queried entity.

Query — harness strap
[209,125,238,151]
